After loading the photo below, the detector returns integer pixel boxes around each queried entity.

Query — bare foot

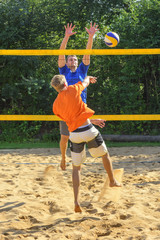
[74,205,82,213]
[110,179,122,187]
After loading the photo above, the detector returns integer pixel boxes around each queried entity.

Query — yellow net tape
[0,115,160,121]
[0,49,160,56]
[1,49,160,122]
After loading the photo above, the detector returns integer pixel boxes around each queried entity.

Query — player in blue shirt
[59,59,89,103]
[58,23,105,170]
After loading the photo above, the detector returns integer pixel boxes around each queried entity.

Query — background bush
[0,0,160,142]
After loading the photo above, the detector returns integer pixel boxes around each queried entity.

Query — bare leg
[102,152,121,187]
[72,165,82,212]
[60,135,69,170]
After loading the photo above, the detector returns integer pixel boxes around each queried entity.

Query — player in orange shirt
[51,75,121,213]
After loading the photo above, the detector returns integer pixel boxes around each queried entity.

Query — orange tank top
[53,81,94,132]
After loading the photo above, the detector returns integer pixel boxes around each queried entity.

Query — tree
[1,0,159,139]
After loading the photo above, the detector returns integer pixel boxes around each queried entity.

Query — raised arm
[58,23,77,68]
[82,76,97,89]
[82,75,106,128]
[82,23,99,66]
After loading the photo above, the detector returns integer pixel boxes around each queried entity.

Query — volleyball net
[0,115,160,121]
[1,49,160,56]
[1,48,160,121]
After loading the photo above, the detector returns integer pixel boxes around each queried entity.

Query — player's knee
[72,165,81,171]
[102,152,110,160]
[60,134,69,144]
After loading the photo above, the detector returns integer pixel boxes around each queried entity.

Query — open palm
[85,22,99,36]
[65,23,77,37]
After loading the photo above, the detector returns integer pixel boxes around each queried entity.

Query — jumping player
[51,74,121,213]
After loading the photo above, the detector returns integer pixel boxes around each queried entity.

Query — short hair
[51,75,66,91]
[67,55,77,62]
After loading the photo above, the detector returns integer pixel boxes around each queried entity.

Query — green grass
[0,142,59,149]
[105,141,160,147]
[0,141,159,149]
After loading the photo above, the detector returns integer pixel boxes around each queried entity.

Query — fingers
[85,22,99,36]
[65,23,99,36]
[64,23,77,36]
[94,23,99,31]
[98,121,106,128]
[89,76,97,83]
[90,79,97,83]
[90,22,97,27]
[60,160,66,170]
[91,119,106,128]
[90,22,99,30]
[88,76,97,79]
[66,22,99,30]
[97,120,106,128]
[71,25,77,35]
[60,164,66,170]
[65,23,75,29]
[97,119,106,127]
[72,24,75,30]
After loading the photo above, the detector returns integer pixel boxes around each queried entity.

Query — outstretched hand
[89,76,97,84]
[91,119,106,128]
[64,23,77,37]
[85,22,99,37]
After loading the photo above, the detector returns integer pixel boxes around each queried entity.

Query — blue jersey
[58,62,89,103]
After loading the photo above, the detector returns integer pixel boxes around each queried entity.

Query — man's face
[67,56,78,69]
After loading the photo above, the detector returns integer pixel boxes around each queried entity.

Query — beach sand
[0,146,160,240]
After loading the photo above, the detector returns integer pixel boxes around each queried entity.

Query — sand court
[0,147,160,240]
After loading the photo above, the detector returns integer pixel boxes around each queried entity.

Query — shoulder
[58,64,70,74]
[78,62,90,73]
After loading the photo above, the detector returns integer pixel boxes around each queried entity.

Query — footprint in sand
[42,165,74,212]
[81,202,99,214]
[119,214,132,220]
[44,201,61,214]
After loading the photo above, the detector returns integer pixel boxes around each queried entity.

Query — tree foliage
[0,0,160,141]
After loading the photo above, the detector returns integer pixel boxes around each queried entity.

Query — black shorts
[59,121,69,136]
[69,124,108,166]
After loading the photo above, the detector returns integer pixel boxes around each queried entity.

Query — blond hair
[51,75,66,92]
